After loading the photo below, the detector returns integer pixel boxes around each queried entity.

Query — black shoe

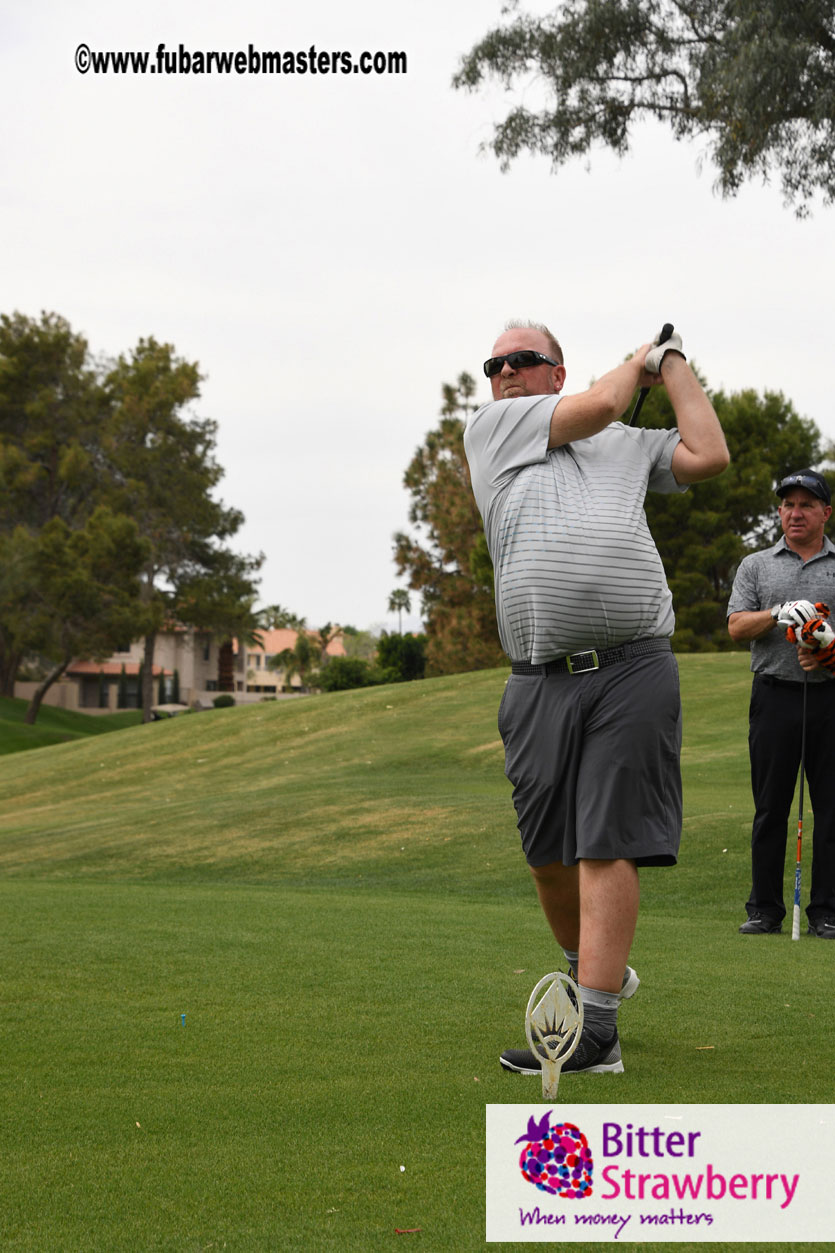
[807,917,835,939]
[500,1027,623,1076]
[739,914,782,934]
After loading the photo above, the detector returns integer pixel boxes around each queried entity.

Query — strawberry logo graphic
[516,1114,593,1198]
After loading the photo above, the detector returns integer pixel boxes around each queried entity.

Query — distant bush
[376,632,427,682]
[212,694,235,708]
[317,657,383,692]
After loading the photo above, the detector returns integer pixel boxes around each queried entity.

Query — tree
[0,311,113,696]
[269,631,319,691]
[393,374,505,676]
[340,625,379,661]
[15,507,147,723]
[103,337,261,721]
[1,315,260,721]
[637,380,825,648]
[387,588,411,634]
[259,604,307,630]
[315,622,341,664]
[453,0,835,214]
[117,663,128,709]
[376,631,427,683]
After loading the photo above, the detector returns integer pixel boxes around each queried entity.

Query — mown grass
[0,696,142,755]
[0,655,830,1251]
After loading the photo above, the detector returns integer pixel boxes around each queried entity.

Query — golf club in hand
[629,322,674,427]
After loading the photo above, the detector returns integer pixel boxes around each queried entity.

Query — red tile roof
[67,661,169,677]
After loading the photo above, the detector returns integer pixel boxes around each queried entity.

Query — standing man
[727,469,835,938]
[464,321,728,1076]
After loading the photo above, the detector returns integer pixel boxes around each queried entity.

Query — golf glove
[645,331,685,374]
[799,616,835,672]
[776,599,828,632]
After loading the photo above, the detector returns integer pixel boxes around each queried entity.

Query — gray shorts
[498,646,682,867]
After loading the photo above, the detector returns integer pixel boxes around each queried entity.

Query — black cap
[776,469,831,506]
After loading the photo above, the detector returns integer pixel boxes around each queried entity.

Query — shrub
[212,694,235,708]
[376,632,427,682]
[317,657,382,692]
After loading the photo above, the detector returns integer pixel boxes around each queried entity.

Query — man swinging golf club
[464,321,728,1076]
[728,469,835,938]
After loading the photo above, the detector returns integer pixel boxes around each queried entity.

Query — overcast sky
[4,1,834,634]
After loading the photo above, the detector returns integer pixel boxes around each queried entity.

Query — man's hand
[645,330,685,374]
[799,616,835,672]
[776,600,826,632]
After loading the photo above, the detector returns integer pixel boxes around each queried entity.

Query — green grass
[0,656,830,1251]
[0,696,142,755]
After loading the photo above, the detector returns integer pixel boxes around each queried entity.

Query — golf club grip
[628,321,674,426]
[792,902,801,941]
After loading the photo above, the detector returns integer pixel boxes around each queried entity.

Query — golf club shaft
[791,671,808,941]
[629,322,674,427]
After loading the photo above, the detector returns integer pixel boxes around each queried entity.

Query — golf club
[792,670,809,941]
[629,322,674,426]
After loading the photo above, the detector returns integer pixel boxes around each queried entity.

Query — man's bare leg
[577,858,639,993]
[529,857,638,992]
[529,860,580,951]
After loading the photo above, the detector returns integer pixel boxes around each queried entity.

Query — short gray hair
[504,320,564,365]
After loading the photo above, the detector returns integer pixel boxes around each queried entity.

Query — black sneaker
[807,917,835,939]
[500,1027,623,1076]
[739,914,782,934]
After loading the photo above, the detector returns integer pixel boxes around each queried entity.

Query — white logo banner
[486,1104,834,1242]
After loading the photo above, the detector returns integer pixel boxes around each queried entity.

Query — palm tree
[316,622,342,664]
[259,603,307,630]
[387,589,411,635]
[269,631,318,692]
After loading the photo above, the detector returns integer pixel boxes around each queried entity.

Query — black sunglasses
[483,349,560,378]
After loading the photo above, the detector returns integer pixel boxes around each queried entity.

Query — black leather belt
[757,674,806,689]
[511,637,671,677]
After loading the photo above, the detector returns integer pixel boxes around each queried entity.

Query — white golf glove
[645,331,685,374]
[775,600,821,630]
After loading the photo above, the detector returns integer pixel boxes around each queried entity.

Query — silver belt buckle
[566,649,599,675]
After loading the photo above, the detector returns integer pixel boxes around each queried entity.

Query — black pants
[746,674,835,923]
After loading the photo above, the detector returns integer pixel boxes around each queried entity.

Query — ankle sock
[577,984,619,1039]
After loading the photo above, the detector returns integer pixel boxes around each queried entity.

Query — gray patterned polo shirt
[727,536,835,683]
[464,394,686,664]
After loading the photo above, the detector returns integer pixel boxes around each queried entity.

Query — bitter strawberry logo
[516,1113,593,1198]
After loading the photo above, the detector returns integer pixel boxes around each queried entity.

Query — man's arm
[727,606,825,671]
[664,356,729,484]
[727,609,779,642]
[547,345,653,449]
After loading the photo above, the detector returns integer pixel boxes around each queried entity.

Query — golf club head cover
[777,599,827,631]
[645,331,685,374]
[800,616,835,671]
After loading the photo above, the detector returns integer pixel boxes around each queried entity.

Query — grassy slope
[0,696,142,755]
[0,656,830,1252]
[0,655,757,893]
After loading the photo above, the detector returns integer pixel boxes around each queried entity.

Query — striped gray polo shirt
[464,394,685,663]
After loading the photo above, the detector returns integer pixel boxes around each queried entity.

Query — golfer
[464,321,728,1076]
[727,469,835,938]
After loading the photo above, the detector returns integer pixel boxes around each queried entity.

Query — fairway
[0,656,830,1251]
